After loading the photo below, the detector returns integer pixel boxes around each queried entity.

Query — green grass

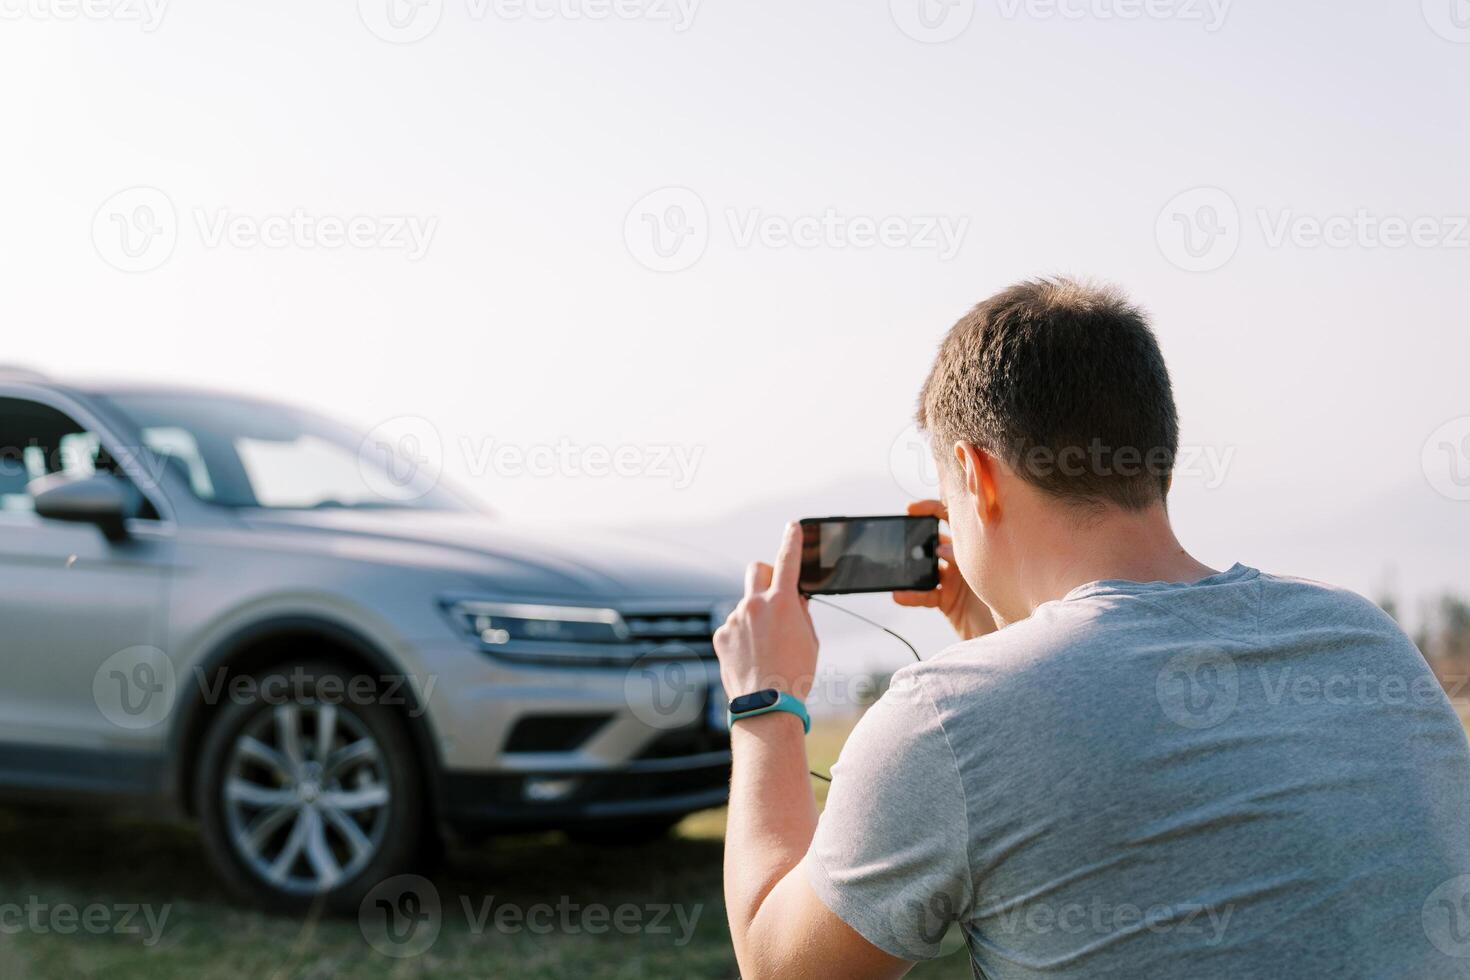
[0,720,975,979]
[12,709,1468,978]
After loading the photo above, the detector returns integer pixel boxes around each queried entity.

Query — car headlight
[442,599,630,647]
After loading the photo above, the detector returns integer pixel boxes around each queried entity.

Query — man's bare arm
[713,524,912,979]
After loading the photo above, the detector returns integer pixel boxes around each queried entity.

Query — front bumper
[443,751,730,832]
[415,639,731,832]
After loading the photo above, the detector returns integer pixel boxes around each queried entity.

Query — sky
[2,0,1468,626]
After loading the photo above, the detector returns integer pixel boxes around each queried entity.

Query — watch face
[729,689,780,714]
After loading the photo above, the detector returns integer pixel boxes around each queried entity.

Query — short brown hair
[917,278,1178,510]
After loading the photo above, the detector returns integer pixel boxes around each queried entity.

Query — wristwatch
[727,689,810,734]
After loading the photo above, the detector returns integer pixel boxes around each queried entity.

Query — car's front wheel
[194,662,423,913]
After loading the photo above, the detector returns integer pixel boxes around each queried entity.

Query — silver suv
[0,371,739,911]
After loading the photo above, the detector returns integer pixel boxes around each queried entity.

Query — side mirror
[29,472,142,541]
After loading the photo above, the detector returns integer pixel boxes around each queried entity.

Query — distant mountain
[618,470,1469,711]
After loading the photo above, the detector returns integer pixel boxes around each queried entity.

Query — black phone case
[797,515,941,596]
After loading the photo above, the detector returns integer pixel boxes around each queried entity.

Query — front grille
[637,725,730,760]
[504,714,612,753]
[623,613,715,643]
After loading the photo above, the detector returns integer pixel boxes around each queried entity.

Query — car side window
[0,396,159,520]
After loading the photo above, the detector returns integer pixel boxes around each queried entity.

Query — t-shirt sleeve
[800,670,974,961]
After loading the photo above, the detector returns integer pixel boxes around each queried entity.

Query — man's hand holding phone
[893,499,998,641]
[713,522,819,703]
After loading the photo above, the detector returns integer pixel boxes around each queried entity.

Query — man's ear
[953,442,1001,525]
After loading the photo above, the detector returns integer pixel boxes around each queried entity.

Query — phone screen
[798,515,940,595]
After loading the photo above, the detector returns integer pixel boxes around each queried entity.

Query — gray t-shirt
[802,565,1470,978]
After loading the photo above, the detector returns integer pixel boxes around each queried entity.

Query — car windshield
[97,390,470,512]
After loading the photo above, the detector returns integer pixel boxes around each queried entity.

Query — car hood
[239,508,741,602]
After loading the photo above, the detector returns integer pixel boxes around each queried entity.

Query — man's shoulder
[890,601,1103,708]
[1252,569,1410,636]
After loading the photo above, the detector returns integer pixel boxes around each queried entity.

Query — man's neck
[1009,503,1216,621]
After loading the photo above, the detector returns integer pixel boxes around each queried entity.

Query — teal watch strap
[728,691,810,734]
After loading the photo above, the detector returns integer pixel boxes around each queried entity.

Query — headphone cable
[800,595,923,783]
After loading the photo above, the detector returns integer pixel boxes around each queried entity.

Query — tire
[194,662,424,914]
[565,815,683,846]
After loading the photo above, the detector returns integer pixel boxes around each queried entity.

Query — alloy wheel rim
[222,701,392,895]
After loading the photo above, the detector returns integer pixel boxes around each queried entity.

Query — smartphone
[798,515,940,596]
